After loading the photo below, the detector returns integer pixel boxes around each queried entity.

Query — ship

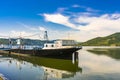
[6,31,82,59]
[10,39,81,59]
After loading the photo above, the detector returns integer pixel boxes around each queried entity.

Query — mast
[44,31,48,42]
[9,37,12,49]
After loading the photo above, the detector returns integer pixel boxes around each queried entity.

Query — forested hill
[81,32,120,46]
[0,38,49,45]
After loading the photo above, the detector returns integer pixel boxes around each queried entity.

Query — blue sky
[0,0,120,41]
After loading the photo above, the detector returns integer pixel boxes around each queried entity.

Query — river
[0,47,120,80]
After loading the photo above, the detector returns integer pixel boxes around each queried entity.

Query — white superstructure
[43,40,76,49]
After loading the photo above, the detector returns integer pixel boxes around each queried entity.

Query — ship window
[46,45,48,47]
[51,45,54,47]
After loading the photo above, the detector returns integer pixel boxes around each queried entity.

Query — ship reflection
[42,66,74,79]
[0,52,82,79]
[41,52,81,79]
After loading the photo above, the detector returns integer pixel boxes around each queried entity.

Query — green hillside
[81,32,120,46]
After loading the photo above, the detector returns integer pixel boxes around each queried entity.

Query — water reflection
[1,47,120,80]
[0,54,82,80]
[87,48,120,59]
[78,47,120,80]
[42,66,73,79]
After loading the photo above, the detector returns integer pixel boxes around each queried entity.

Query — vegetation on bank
[87,48,120,59]
[80,32,120,46]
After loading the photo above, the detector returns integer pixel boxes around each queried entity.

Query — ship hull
[9,47,82,59]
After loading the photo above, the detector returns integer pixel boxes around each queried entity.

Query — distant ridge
[81,32,120,46]
[0,38,49,45]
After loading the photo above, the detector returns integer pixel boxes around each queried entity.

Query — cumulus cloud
[42,12,120,41]
[77,14,120,33]
[43,13,79,30]
[76,13,120,41]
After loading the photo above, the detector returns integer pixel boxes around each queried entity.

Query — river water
[0,47,120,80]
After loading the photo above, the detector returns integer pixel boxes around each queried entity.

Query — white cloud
[43,13,79,30]
[17,22,47,32]
[39,26,46,31]
[57,7,68,13]
[77,13,120,32]
[9,29,74,41]
[10,30,30,38]
[42,12,120,42]
[86,7,100,12]
[8,22,48,40]
[77,13,120,41]
[72,4,100,12]
[72,4,80,8]
[10,30,43,40]
[17,22,38,31]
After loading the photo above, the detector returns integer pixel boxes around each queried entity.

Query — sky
[0,0,120,42]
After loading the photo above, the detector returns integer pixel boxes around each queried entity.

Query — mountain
[81,32,120,46]
[0,38,50,45]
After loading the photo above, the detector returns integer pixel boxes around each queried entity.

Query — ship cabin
[43,39,76,49]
